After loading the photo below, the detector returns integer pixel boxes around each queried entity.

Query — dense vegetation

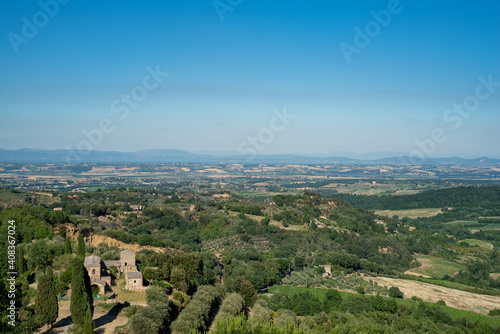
[0,184,499,333]
[335,186,500,210]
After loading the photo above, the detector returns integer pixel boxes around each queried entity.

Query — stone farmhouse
[84,249,145,294]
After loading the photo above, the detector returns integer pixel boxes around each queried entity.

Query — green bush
[356,286,365,294]
[489,308,500,316]
[216,293,245,320]
[389,286,404,298]
[172,291,184,302]
[250,300,272,326]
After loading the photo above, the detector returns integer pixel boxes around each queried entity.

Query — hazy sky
[1,0,499,157]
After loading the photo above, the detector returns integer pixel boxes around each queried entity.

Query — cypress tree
[35,269,50,323]
[77,234,85,257]
[16,245,26,275]
[70,258,93,327]
[65,237,72,254]
[83,308,95,334]
[36,267,59,328]
[45,267,59,327]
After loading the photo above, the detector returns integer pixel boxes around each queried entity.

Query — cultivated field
[405,255,466,278]
[460,239,494,249]
[372,276,500,314]
[375,208,443,219]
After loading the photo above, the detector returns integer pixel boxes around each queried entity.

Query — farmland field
[460,239,494,249]
[371,276,500,315]
[471,223,500,231]
[375,208,443,219]
[405,255,466,278]
[445,220,480,225]
[321,182,422,196]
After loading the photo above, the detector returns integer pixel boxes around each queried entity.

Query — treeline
[170,285,224,333]
[130,286,174,334]
[140,251,219,292]
[213,293,245,321]
[226,204,264,216]
[334,186,500,210]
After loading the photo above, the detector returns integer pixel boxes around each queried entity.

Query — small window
[134,280,136,284]
[92,269,95,275]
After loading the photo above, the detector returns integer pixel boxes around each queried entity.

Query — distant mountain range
[0,149,499,165]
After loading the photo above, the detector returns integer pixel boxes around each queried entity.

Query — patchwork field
[405,255,466,278]
[320,182,424,196]
[375,208,443,219]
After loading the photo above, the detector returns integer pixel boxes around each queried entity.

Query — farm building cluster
[84,249,144,294]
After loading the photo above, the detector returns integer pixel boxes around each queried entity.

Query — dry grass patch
[371,276,500,314]
[376,208,443,219]
[460,239,494,250]
[112,278,147,303]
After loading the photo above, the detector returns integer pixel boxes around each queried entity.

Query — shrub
[217,293,245,320]
[489,308,500,316]
[356,286,365,294]
[250,300,272,326]
[389,286,404,299]
[173,291,184,302]
[274,309,297,327]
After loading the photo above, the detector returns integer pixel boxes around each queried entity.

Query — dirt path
[404,258,432,278]
[371,277,500,314]
[41,300,129,334]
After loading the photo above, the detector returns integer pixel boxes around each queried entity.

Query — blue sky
[1,0,499,158]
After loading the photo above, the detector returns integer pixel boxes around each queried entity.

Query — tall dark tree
[16,245,26,275]
[70,258,93,327]
[65,237,72,255]
[77,235,85,257]
[83,308,95,334]
[35,267,59,329]
[232,277,257,307]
